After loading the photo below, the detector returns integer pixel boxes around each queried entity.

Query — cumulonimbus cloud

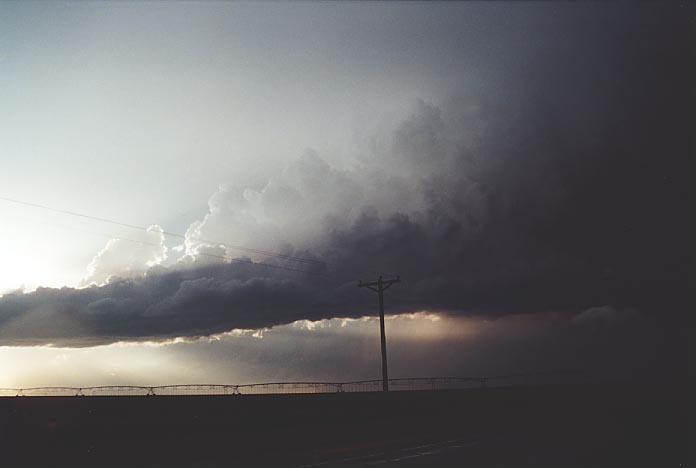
[0,6,689,347]
[81,225,168,286]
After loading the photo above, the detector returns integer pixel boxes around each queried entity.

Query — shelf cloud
[0,3,688,355]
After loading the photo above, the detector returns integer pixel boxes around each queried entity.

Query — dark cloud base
[0,3,691,356]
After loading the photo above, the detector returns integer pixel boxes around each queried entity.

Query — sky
[0,1,691,387]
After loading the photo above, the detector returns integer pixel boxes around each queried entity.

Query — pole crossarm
[358,275,400,392]
[358,276,400,289]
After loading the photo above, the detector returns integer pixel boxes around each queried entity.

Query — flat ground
[0,383,686,467]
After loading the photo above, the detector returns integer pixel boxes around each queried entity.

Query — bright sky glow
[0,313,480,388]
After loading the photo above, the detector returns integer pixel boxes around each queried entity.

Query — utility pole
[358,275,400,392]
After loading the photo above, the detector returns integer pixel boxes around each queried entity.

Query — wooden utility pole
[358,275,400,392]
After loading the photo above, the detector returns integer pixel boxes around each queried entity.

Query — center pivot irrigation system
[0,371,602,397]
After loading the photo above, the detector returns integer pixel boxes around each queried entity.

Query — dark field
[0,383,687,467]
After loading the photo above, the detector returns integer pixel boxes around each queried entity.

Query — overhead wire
[0,195,328,268]
[105,236,330,276]
[0,195,400,280]
[1,209,331,277]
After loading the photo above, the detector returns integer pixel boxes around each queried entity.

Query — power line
[359,275,401,392]
[110,236,328,276]
[0,196,400,279]
[3,209,327,276]
[0,196,327,267]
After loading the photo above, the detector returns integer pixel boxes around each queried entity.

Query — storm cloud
[0,2,690,349]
